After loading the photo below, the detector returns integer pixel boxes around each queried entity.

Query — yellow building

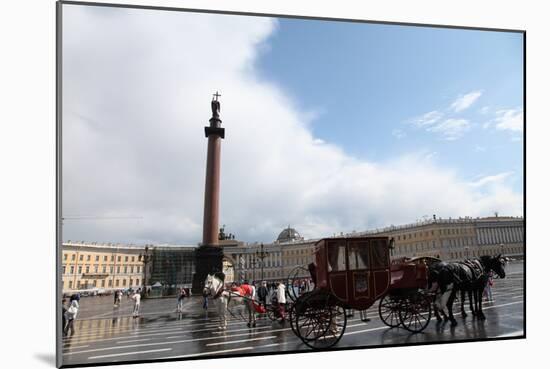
[61,242,146,293]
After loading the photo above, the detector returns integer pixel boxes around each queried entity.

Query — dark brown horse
[428,255,506,326]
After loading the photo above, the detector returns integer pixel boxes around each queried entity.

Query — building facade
[61,215,524,293]
[362,215,524,261]
[62,242,146,293]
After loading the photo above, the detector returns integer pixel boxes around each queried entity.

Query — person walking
[257,281,268,309]
[484,271,494,301]
[131,290,141,318]
[64,295,80,336]
[176,288,187,313]
[276,282,286,323]
[61,298,67,335]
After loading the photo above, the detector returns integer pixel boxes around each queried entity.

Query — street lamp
[255,243,269,281]
[139,245,154,297]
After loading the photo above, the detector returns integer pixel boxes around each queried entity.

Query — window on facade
[111,255,114,261]
[348,241,369,270]
[122,279,127,286]
[327,241,346,272]
[108,280,112,287]
[71,254,75,261]
[64,254,67,260]
[79,255,83,261]
[136,279,140,286]
[132,256,135,262]
[117,266,120,273]
[130,266,134,274]
[125,256,129,262]
[70,266,74,274]
[124,266,128,274]
[93,280,97,287]
[371,240,389,268]
[103,256,107,261]
[94,265,98,273]
[117,256,121,262]
[62,266,66,274]
[130,279,133,286]
[101,280,105,287]
[87,255,91,261]
[115,280,119,287]
[95,255,99,261]
[78,266,82,274]
[77,281,81,288]
[69,281,73,288]
[85,266,90,273]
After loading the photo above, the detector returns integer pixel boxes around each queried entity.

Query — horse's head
[482,254,506,278]
[203,273,225,298]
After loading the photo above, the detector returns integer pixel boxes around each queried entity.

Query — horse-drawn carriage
[288,236,433,349]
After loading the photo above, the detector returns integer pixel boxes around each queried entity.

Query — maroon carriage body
[313,237,391,310]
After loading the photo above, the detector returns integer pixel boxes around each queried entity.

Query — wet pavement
[62,261,524,366]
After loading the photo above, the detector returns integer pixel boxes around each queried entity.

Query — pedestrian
[484,271,494,301]
[131,290,141,318]
[276,282,286,323]
[202,295,208,311]
[176,288,187,312]
[64,295,80,336]
[257,281,268,308]
[61,298,67,335]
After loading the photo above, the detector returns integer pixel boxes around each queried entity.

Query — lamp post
[139,245,154,297]
[255,243,269,281]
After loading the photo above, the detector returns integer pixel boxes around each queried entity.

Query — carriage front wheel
[398,290,432,333]
[294,291,347,349]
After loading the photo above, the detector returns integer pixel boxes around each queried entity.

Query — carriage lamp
[255,243,270,281]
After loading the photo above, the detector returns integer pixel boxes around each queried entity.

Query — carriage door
[327,240,348,302]
[369,239,391,301]
[347,240,371,305]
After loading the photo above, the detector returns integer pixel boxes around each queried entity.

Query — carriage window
[370,240,388,268]
[327,242,346,272]
[348,242,369,270]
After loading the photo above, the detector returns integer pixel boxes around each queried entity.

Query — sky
[61,5,524,245]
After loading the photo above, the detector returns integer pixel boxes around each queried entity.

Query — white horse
[202,273,256,330]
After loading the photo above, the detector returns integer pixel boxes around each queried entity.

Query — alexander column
[192,92,225,293]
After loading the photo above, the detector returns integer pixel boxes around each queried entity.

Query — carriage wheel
[288,303,298,336]
[398,291,432,333]
[295,291,347,349]
[287,265,309,302]
[378,293,401,328]
[267,305,278,321]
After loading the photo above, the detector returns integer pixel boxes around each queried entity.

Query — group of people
[114,288,142,317]
[226,280,288,324]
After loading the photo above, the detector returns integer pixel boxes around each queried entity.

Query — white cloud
[391,128,406,139]
[469,172,514,187]
[427,119,471,141]
[62,7,523,245]
[410,110,443,127]
[494,109,523,132]
[450,90,482,112]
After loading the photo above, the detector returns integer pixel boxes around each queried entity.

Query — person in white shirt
[132,291,141,318]
[276,282,286,323]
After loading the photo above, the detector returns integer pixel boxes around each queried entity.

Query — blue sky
[256,19,524,192]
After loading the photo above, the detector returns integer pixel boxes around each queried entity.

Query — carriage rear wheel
[398,290,432,333]
[294,291,347,349]
[378,293,401,328]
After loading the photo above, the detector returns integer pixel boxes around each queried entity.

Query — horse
[202,273,256,330]
[428,254,506,326]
